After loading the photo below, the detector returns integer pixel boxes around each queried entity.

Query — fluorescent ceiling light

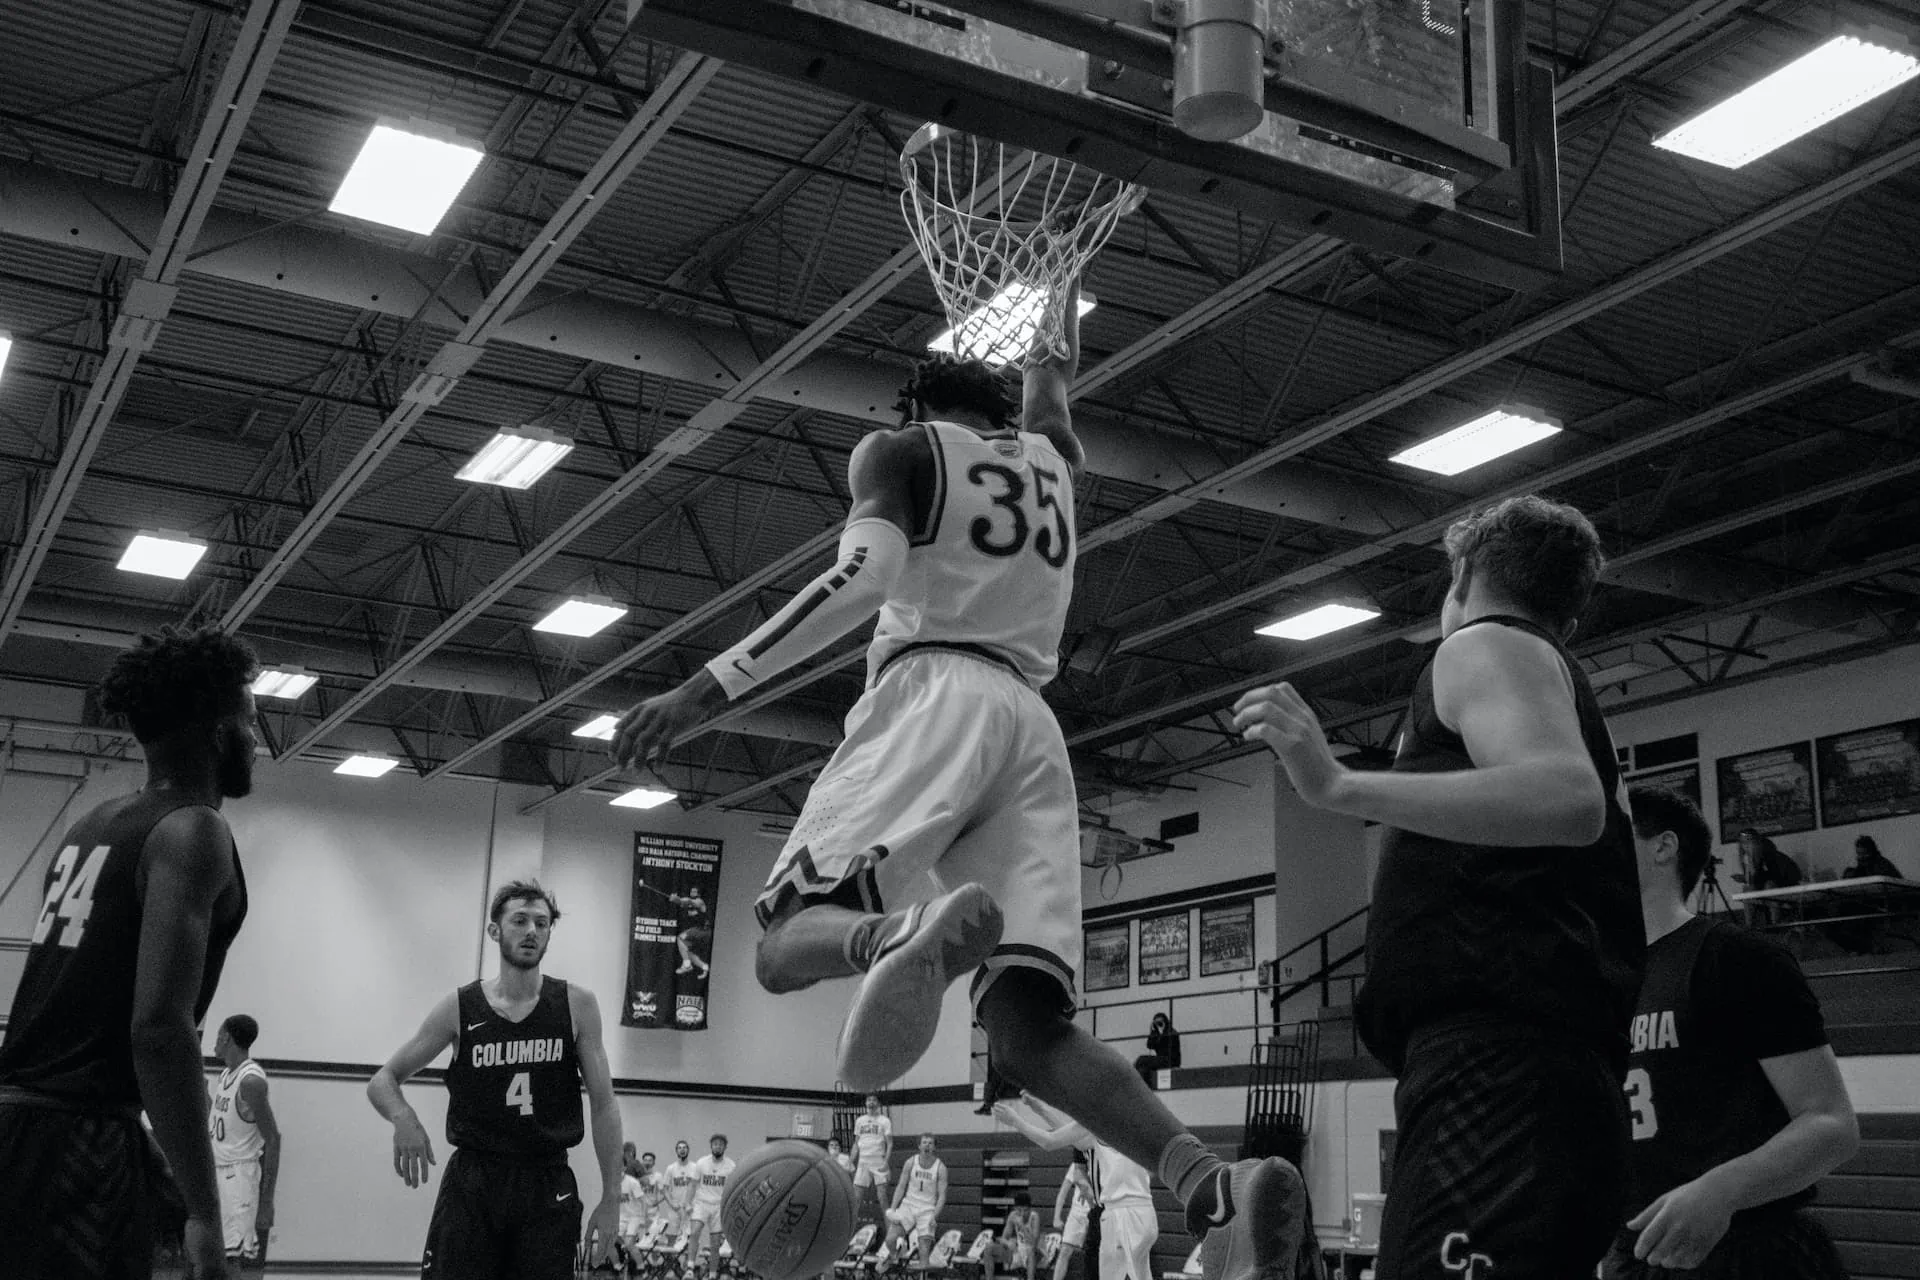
[251,668,319,700]
[335,754,399,777]
[611,787,676,809]
[1390,405,1562,476]
[1587,660,1657,687]
[573,714,620,740]
[1653,31,1920,168]
[928,288,1097,367]
[0,331,12,381]
[1256,601,1381,640]
[455,427,574,489]
[117,530,207,579]
[329,119,484,235]
[533,595,628,637]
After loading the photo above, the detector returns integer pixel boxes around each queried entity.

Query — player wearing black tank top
[1601,787,1857,1279]
[1234,495,1645,1280]
[0,626,259,1280]
[367,880,626,1278]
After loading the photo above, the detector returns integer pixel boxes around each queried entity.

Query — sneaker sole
[1201,1158,1306,1280]
[837,885,1004,1090]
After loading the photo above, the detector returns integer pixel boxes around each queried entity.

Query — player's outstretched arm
[1022,278,1085,477]
[609,430,919,770]
[1233,624,1608,846]
[572,984,627,1266]
[992,1094,1091,1151]
[132,806,239,1279]
[366,992,459,1188]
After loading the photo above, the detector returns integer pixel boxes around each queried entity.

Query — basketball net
[899,123,1145,370]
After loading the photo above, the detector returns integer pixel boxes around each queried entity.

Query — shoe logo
[1203,1168,1233,1228]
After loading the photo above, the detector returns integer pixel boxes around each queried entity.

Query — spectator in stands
[1131,1013,1181,1087]
[1843,835,1903,880]
[827,1136,856,1174]
[1603,787,1858,1279]
[1053,1154,1095,1280]
[988,1190,1042,1280]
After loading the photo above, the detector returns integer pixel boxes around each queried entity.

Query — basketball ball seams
[722,1140,857,1280]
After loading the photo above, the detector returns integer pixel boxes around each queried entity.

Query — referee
[1604,787,1859,1278]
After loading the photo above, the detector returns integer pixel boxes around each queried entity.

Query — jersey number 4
[506,1071,535,1116]
[967,463,1071,568]
[1623,1067,1658,1140]
[31,845,109,949]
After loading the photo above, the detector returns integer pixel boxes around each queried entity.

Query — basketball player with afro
[613,283,1306,1280]
[0,625,260,1280]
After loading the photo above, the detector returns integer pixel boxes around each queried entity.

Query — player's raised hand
[611,670,725,771]
[1231,681,1347,807]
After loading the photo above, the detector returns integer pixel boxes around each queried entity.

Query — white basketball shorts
[755,648,1083,1007]
[216,1159,262,1255]
[854,1160,890,1188]
[1062,1201,1090,1249]
[1098,1202,1157,1280]
[690,1200,724,1232]
[887,1203,938,1242]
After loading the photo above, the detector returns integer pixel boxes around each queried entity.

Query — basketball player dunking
[209,1013,281,1269]
[1603,787,1857,1279]
[0,626,259,1280]
[1234,496,1646,1278]
[613,284,1303,1280]
[367,880,626,1278]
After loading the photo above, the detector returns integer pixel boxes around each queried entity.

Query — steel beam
[0,0,299,645]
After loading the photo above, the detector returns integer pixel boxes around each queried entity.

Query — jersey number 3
[967,463,1071,568]
[1623,1067,1658,1140]
[506,1071,535,1116]
[31,845,109,949]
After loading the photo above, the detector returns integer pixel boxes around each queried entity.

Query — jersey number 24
[31,845,109,949]
[967,463,1071,568]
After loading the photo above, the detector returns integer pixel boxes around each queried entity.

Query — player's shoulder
[1700,915,1807,977]
[853,424,935,469]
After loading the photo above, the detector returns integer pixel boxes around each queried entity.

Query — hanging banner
[624,831,723,1031]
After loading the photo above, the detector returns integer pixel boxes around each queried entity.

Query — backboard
[626,0,1560,287]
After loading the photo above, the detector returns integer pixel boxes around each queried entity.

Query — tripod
[1695,855,1736,915]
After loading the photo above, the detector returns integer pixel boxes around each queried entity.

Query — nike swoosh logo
[1203,1168,1233,1228]
[466,1022,487,1031]
[557,1192,571,1202]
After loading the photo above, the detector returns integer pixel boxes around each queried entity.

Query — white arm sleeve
[705,518,908,700]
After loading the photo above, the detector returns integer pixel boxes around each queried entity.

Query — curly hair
[489,878,561,925]
[96,626,259,743]
[1442,495,1605,635]
[220,1013,260,1051]
[895,353,1015,428]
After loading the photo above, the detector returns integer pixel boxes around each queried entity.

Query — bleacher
[1815,1112,1920,1280]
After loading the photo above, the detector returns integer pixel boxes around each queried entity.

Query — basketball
[721,1140,859,1280]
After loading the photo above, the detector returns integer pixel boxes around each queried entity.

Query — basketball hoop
[899,123,1145,370]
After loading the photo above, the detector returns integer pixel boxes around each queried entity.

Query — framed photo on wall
[1629,762,1702,811]
[1817,718,1920,827]
[1199,900,1256,977]
[1138,910,1191,985]
[1715,741,1816,843]
[1083,923,1131,992]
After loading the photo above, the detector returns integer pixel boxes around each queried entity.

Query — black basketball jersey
[1624,915,1829,1219]
[1355,615,1645,1074]
[0,789,247,1106]
[443,976,584,1160]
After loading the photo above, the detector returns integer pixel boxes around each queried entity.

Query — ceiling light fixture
[573,714,620,740]
[1390,405,1562,476]
[455,427,574,489]
[533,595,628,638]
[335,754,399,777]
[329,118,485,235]
[928,288,1097,367]
[611,787,676,809]
[1256,601,1381,641]
[252,668,319,700]
[1653,30,1920,168]
[117,530,208,579]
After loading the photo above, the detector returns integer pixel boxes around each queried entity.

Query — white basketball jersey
[208,1060,267,1165]
[868,422,1077,689]
[854,1113,892,1165]
[903,1156,943,1208]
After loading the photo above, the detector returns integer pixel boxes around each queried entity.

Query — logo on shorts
[676,994,705,1025]
[1440,1232,1493,1279]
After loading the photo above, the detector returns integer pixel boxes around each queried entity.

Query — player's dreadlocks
[894,353,1016,429]
[96,625,259,744]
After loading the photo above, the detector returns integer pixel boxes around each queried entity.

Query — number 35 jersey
[444,976,584,1159]
[868,421,1077,690]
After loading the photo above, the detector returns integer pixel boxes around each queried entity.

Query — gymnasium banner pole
[624,831,724,1030]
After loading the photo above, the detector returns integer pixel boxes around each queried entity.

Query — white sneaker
[836,884,1004,1090]
[1198,1158,1308,1280]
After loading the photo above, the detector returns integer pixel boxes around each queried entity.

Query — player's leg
[1373,1033,1626,1280]
[956,701,1305,1279]
[0,1105,154,1280]
[1123,1207,1156,1280]
[505,1163,583,1280]
[420,1151,508,1280]
[218,1160,262,1266]
[915,1212,935,1267]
